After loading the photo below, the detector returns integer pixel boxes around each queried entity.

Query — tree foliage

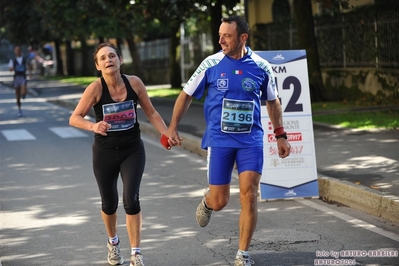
[1,0,42,45]
[0,0,249,83]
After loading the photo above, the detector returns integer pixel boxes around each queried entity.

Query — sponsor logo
[283,120,300,130]
[284,190,297,197]
[268,120,301,131]
[269,157,306,167]
[270,158,280,167]
[273,54,285,60]
[281,157,305,167]
[217,79,229,92]
[267,132,302,142]
[269,145,304,156]
[242,78,256,92]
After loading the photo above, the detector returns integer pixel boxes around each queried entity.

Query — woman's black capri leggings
[92,139,146,215]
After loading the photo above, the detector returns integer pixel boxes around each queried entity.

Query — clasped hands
[160,129,182,150]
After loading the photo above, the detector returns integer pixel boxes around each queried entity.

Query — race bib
[103,100,136,131]
[15,64,25,73]
[221,98,254,133]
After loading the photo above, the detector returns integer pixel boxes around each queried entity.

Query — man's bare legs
[21,84,27,99]
[238,170,260,251]
[206,184,230,211]
[14,84,26,113]
[205,171,260,250]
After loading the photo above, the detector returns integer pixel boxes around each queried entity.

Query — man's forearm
[266,99,283,130]
[169,91,193,130]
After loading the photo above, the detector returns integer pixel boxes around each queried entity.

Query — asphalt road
[0,75,399,265]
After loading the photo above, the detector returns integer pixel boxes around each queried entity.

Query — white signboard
[256,50,318,200]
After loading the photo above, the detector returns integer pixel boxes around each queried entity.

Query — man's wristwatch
[275,133,287,140]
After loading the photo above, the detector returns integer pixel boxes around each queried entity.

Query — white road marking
[49,127,88,138]
[1,129,36,141]
[297,199,399,242]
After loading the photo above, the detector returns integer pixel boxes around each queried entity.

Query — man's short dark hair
[221,16,249,36]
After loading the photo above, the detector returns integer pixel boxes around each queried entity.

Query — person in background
[164,16,291,266]
[69,42,170,266]
[8,46,31,117]
[27,45,37,79]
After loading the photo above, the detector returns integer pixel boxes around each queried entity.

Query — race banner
[256,50,318,200]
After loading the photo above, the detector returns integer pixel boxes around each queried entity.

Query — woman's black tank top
[93,75,141,148]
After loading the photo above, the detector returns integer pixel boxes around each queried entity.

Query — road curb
[318,176,399,224]
[53,98,399,224]
[141,119,399,224]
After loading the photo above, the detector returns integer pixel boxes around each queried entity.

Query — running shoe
[107,240,124,265]
[17,110,22,117]
[235,254,255,266]
[130,252,144,266]
[196,188,212,227]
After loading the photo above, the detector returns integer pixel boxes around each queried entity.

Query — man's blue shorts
[207,146,264,185]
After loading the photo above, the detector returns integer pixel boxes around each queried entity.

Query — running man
[9,46,30,117]
[164,16,291,266]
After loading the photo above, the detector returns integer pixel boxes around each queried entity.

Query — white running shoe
[130,252,145,266]
[107,240,124,265]
[196,188,212,227]
[235,254,255,266]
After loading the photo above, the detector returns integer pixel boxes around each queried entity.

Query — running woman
[69,42,170,266]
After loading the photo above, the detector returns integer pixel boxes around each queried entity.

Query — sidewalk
[1,74,398,224]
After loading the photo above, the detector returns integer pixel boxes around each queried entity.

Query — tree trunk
[54,39,63,76]
[293,0,327,102]
[209,0,222,53]
[80,39,91,76]
[116,38,123,53]
[169,20,182,88]
[125,35,145,81]
[66,40,75,76]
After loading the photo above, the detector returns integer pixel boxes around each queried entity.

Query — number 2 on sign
[275,76,303,112]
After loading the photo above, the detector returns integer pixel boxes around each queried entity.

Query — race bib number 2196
[221,98,254,133]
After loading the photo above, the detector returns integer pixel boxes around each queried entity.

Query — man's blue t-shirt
[183,47,278,149]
